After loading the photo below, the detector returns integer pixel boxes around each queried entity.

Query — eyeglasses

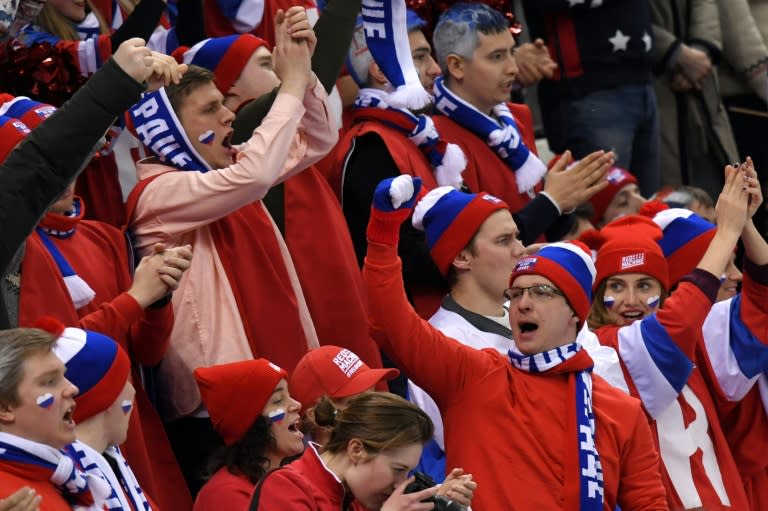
[504,284,565,303]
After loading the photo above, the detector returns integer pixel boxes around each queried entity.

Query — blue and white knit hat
[652,208,716,285]
[509,242,596,324]
[353,0,431,109]
[128,88,212,172]
[412,186,509,275]
[0,114,30,163]
[49,323,130,423]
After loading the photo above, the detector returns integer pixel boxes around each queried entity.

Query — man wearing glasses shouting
[361,175,667,511]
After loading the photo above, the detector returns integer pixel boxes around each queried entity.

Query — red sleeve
[362,240,503,407]
[78,292,145,341]
[654,281,713,359]
[617,402,669,511]
[127,303,173,366]
[194,475,252,511]
[252,471,317,510]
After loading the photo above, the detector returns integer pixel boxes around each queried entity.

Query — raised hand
[742,157,763,220]
[367,176,423,245]
[715,163,750,238]
[284,5,317,57]
[272,8,312,98]
[380,476,439,511]
[128,243,193,307]
[514,38,557,87]
[438,467,477,507]
[543,150,614,212]
[146,51,188,91]
[113,38,154,84]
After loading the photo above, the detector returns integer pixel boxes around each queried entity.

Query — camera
[403,472,467,511]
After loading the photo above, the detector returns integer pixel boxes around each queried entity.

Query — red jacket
[362,240,668,511]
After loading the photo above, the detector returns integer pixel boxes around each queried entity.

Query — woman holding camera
[249,392,475,511]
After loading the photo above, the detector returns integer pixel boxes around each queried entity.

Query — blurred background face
[104,381,135,446]
[49,0,87,22]
[408,30,441,91]
[716,253,742,302]
[224,46,281,112]
[601,183,645,226]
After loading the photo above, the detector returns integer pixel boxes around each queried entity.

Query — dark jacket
[0,57,145,328]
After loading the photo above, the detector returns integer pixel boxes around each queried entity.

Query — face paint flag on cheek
[198,130,215,145]
[646,295,660,309]
[603,296,615,309]
[36,393,54,409]
[268,408,286,424]
[121,400,133,415]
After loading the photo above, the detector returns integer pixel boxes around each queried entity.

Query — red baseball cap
[289,346,399,411]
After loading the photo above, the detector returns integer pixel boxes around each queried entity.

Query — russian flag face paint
[36,393,54,409]
[198,130,215,145]
[603,296,616,309]
[646,295,660,309]
[121,400,133,415]
[268,408,286,424]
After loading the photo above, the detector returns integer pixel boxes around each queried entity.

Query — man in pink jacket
[126,8,338,494]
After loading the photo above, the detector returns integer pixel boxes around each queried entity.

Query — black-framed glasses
[504,284,564,303]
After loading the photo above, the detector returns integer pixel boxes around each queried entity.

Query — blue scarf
[65,441,152,511]
[129,88,212,172]
[353,88,465,189]
[508,342,604,510]
[432,77,547,194]
[0,433,110,510]
[35,201,96,310]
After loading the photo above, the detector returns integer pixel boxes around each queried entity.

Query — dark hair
[204,415,275,484]
[165,65,217,115]
[316,392,433,456]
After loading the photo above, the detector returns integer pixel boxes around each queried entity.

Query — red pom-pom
[577,229,605,251]
[0,40,87,106]
[31,317,66,338]
[638,199,670,219]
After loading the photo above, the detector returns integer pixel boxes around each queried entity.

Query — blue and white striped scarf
[35,201,96,310]
[129,88,212,173]
[353,88,465,189]
[509,342,605,510]
[359,0,431,110]
[433,76,547,194]
[65,441,152,511]
[0,433,110,510]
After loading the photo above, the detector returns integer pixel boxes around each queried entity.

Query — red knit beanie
[194,359,287,445]
[594,215,670,291]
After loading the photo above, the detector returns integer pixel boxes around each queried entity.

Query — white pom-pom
[389,175,415,209]
[434,143,466,189]
[412,186,455,231]
[387,84,432,111]
[514,152,548,194]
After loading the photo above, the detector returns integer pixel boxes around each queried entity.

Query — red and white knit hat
[194,359,287,445]
[36,318,131,423]
[174,34,270,94]
[412,186,509,275]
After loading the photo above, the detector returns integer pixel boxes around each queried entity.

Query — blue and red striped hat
[652,208,716,285]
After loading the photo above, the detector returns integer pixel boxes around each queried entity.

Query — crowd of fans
[0,0,766,509]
